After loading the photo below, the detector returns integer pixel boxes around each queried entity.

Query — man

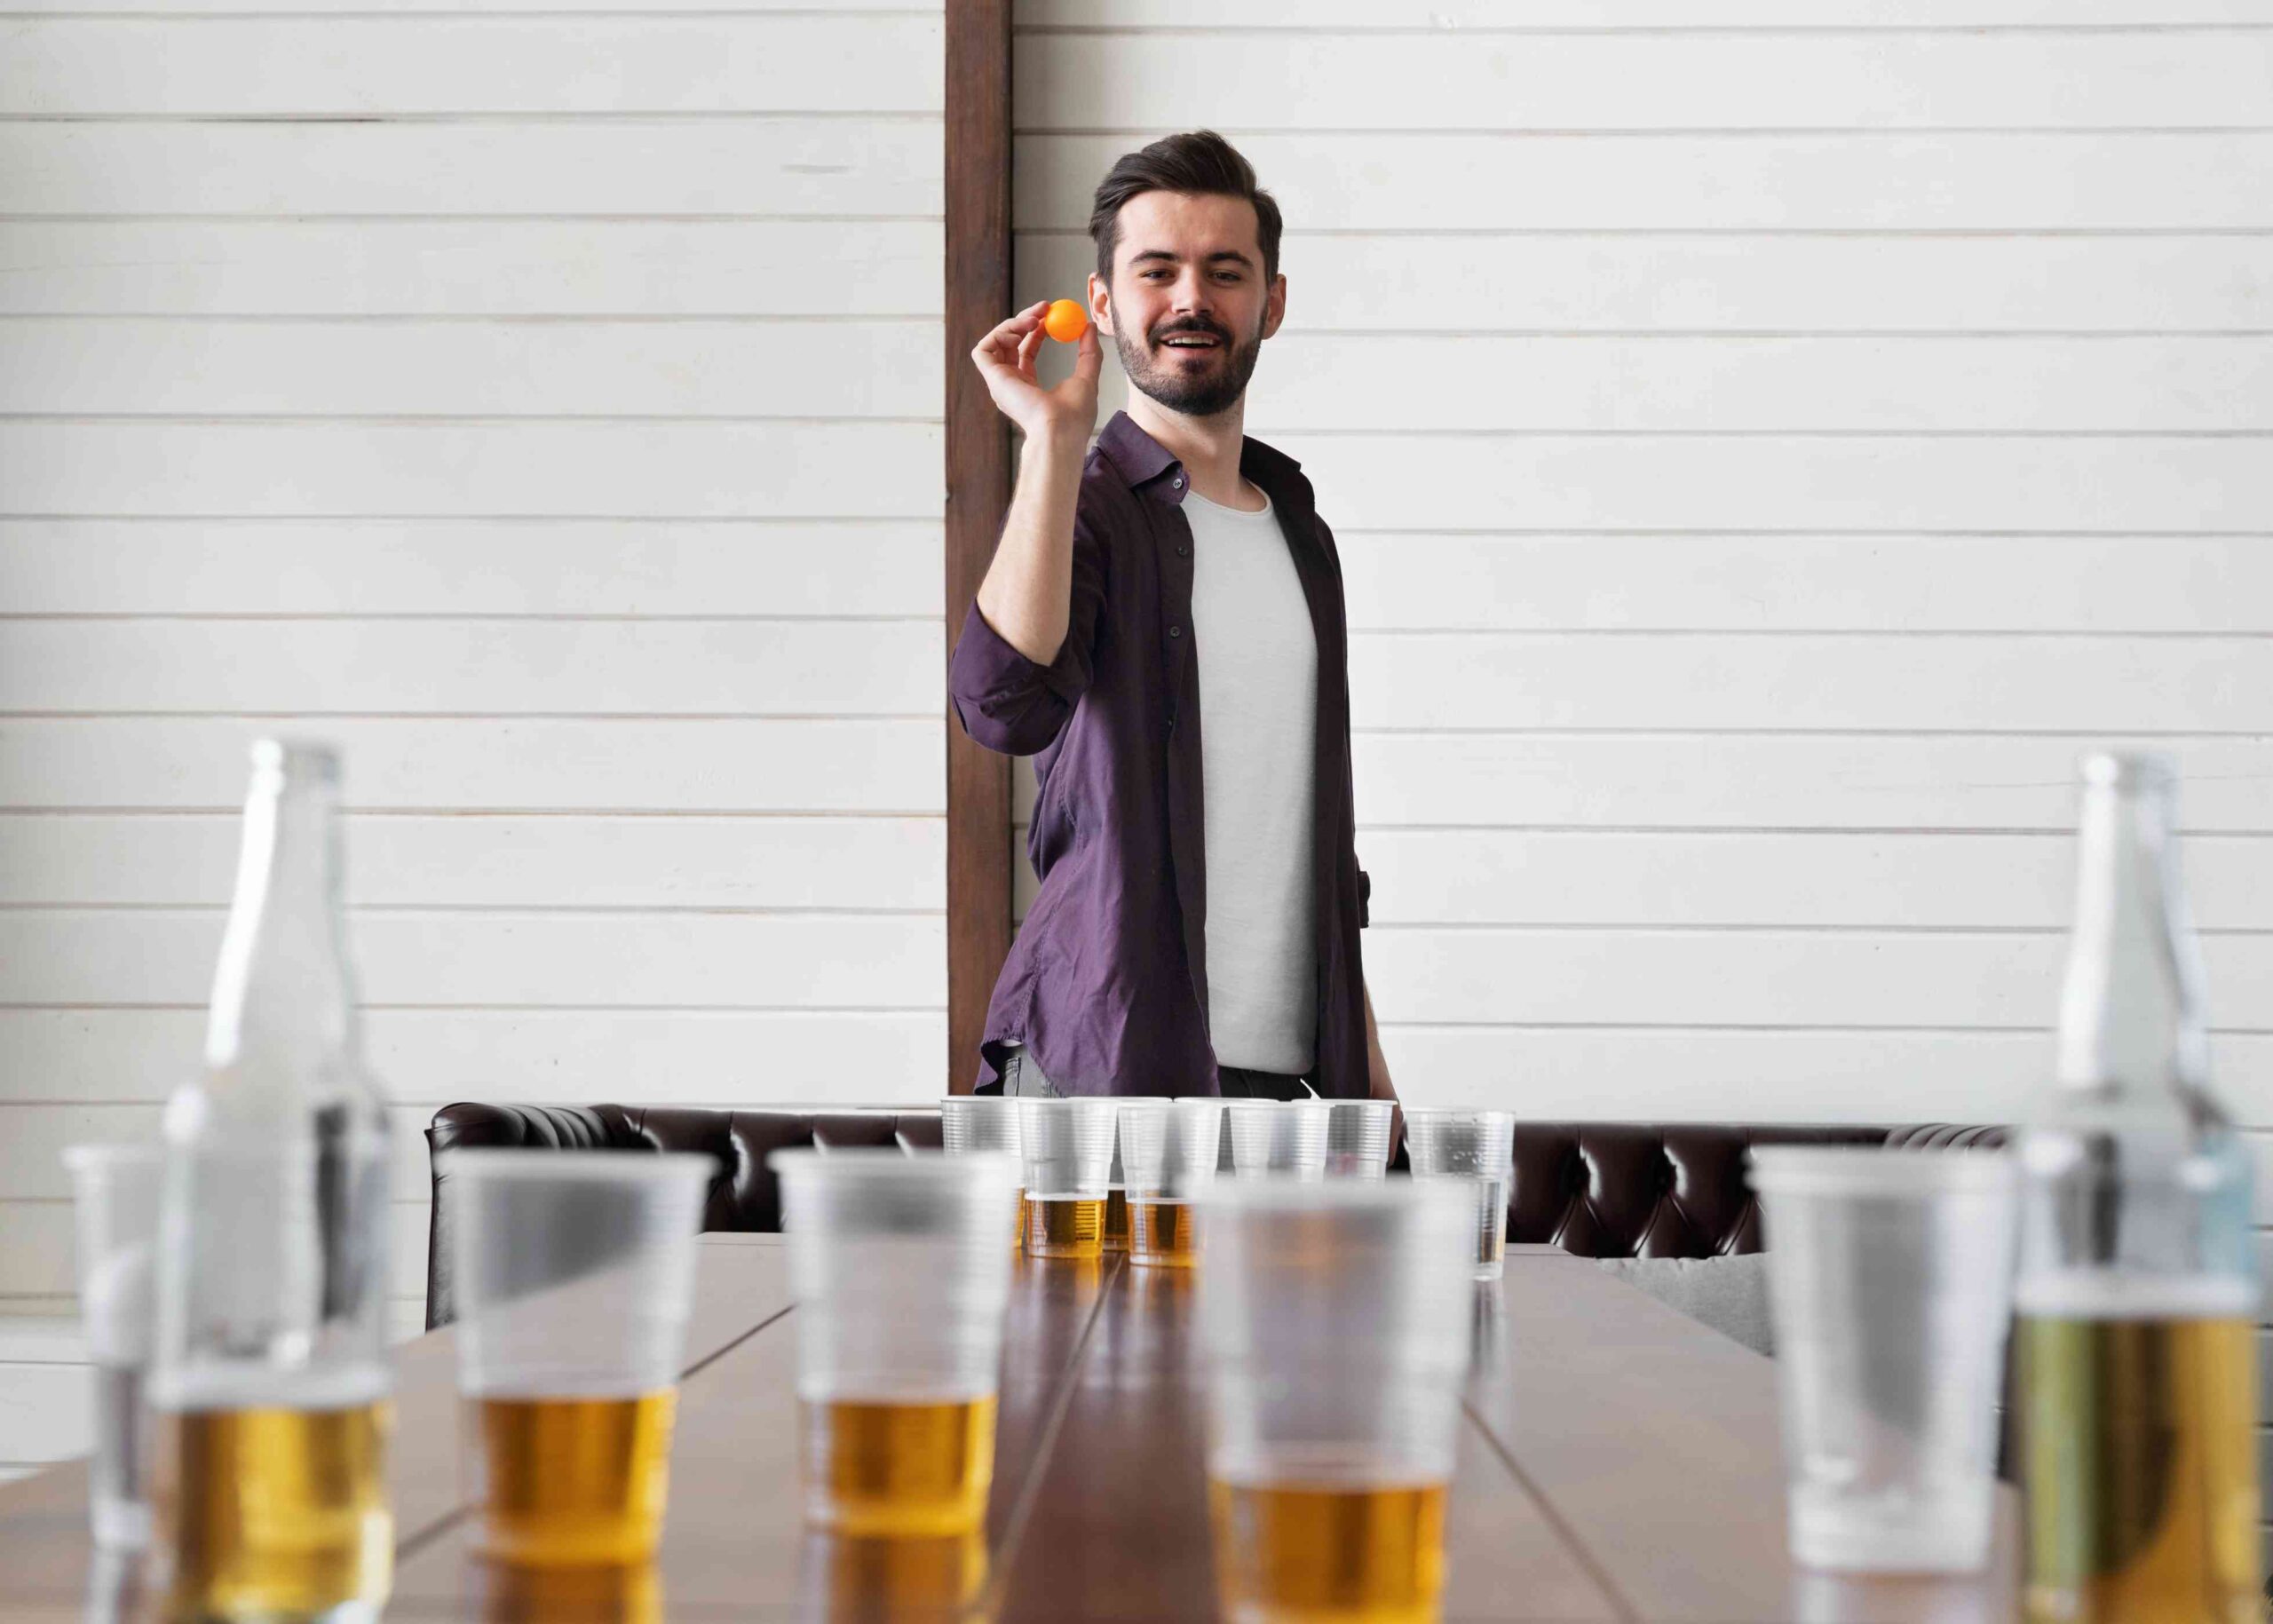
[951,130,1396,1116]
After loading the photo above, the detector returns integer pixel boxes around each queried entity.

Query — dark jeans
[982,1046,1311,1101]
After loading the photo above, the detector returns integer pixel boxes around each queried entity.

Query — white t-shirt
[1184,485,1319,1074]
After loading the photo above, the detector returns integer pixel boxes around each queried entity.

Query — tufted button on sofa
[423,1105,2003,1327]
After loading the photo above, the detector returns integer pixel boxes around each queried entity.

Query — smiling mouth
[1160,335,1223,355]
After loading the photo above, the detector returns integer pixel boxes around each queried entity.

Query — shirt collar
[1094,410,1308,514]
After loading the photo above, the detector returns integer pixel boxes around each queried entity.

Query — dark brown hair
[1089,130,1283,286]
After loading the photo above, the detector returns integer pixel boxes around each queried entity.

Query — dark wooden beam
[943,0,1014,1093]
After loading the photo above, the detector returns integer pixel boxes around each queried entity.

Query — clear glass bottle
[2016,753,2260,1622]
[153,741,393,1622]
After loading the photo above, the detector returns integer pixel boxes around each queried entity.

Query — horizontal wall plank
[0,17,942,116]
[0,1007,947,1105]
[0,910,946,1009]
[0,120,942,217]
[1018,133,2273,231]
[1373,1026,2273,1128]
[0,220,945,319]
[0,421,944,519]
[1360,928,2273,1028]
[0,318,943,420]
[1259,434,2272,532]
[1017,232,2273,335]
[1018,829,2273,931]
[0,520,939,617]
[0,620,943,717]
[0,717,945,813]
[1237,336,2269,433]
[1018,33,2273,131]
[1335,535,2273,634]
[0,814,946,910]
[0,1200,427,1300]
[1009,735,2273,832]
[1017,2,2273,25]
[1345,634,2273,733]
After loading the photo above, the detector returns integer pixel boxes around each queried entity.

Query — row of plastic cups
[941,1096,1517,1278]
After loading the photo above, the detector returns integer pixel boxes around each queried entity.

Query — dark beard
[1113,314,1265,418]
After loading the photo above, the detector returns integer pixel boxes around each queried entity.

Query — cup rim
[1223,1097,1330,1114]
[1197,1175,1467,1215]
[937,1095,1017,1110]
[440,1148,718,1184]
[1401,1106,1516,1128]
[1746,1145,2016,1196]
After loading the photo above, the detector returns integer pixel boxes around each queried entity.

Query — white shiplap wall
[0,1,946,1473]
[1011,0,2273,1557]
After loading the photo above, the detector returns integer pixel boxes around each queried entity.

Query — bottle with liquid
[2016,753,2260,1622]
[153,741,393,1622]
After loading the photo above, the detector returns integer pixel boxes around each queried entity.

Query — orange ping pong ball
[1042,299,1089,344]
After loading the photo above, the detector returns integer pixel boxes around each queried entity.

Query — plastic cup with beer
[1225,1099,1331,1181]
[1403,1108,1517,1280]
[1116,1099,1225,1269]
[442,1149,713,1567]
[939,1097,1026,1251]
[1321,1099,1395,1179]
[1012,1098,1119,1259]
[771,1149,1021,1535]
[64,1143,165,1549]
[1104,1112,1136,1256]
[1194,1178,1476,1623]
[1747,1147,2018,1573]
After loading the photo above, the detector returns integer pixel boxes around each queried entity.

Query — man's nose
[1170,271,1213,314]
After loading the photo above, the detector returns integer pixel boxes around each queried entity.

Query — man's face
[1093,190,1285,419]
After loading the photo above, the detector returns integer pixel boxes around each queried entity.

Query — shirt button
[1168,624,1183,638]
[1176,543,1190,558]
[1170,476,1184,489]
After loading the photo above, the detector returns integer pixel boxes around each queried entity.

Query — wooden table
[0,1236,2020,1621]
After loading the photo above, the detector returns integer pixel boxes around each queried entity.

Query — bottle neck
[2054,763,2209,1097]
[203,750,360,1081]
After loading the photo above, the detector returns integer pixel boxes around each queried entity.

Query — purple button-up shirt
[947,412,1371,1098]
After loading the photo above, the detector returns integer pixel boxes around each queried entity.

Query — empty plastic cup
[1322,1099,1395,1179]
[1194,1179,1476,1623]
[1117,1100,1226,1269]
[1225,1101,1331,1181]
[1402,1109,1517,1280]
[441,1150,714,1566]
[939,1097,1025,1251]
[64,1143,165,1549]
[772,1149,1021,1535]
[1747,1146,2018,1573]
[1013,1099,1118,1259]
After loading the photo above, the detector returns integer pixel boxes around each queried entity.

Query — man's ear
[1088,270,1114,337]
[1261,272,1287,342]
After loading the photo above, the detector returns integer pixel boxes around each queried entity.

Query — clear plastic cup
[441,1149,714,1566]
[1402,1108,1516,1281]
[1225,1100,1331,1181]
[771,1149,1021,1536]
[64,1144,164,1549]
[1013,1098,1118,1259]
[1104,1113,1135,1256]
[1747,1146,2019,1573]
[1322,1099,1394,1179]
[939,1097,1025,1252]
[1117,1100,1226,1269]
[1194,1179,1476,1624]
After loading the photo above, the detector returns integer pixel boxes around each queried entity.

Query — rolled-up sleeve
[948,511,1106,758]
[947,601,1090,757]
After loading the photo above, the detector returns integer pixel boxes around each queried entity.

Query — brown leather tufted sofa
[422,1104,2004,1327]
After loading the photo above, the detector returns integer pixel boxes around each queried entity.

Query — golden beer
[1025,1194,1105,1259]
[479,1558,662,1624]
[2021,1313,2260,1622]
[800,1395,998,1535]
[1129,1199,1199,1268]
[1209,1477,1447,1624]
[162,1399,392,1621]
[474,1390,677,1566]
[1011,1186,1027,1253]
[1103,1186,1130,1253]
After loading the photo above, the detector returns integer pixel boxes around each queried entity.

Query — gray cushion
[1596,1253,1776,1358]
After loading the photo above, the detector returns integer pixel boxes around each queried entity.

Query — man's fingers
[1016,324,1047,376]
[1071,320,1105,384]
